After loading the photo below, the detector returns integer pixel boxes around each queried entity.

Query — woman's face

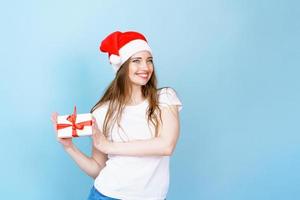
[128,51,154,86]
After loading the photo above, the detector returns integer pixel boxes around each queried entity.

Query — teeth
[137,73,148,78]
[136,73,148,77]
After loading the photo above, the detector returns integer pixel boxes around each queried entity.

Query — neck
[128,84,145,105]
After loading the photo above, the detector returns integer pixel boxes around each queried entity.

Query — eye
[132,59,140,63]
[147,59,153,64]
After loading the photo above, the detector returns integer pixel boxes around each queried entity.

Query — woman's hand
[51,112,73,149]
[91,117,111,154]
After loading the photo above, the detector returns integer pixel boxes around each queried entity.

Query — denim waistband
[87,185,167,200]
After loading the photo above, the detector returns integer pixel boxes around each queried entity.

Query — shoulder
[91,102,110,131]
[157,87,183,111]
[91,102,109,118]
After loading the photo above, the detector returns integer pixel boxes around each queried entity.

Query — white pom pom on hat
[109,54,122,65]
[99,31,152,73]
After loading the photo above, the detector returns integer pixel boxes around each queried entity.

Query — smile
[135,72,149,78]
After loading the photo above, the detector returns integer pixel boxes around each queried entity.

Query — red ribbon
[56,106,92,137]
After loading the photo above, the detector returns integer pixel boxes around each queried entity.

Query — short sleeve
[158,87,183,111]
[91,103,109,133]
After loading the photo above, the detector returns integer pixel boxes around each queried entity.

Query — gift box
[57,106,93,138]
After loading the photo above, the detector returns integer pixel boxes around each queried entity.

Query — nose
[140,60,151,69]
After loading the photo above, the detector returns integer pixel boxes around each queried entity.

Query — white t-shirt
[91,87,183,200]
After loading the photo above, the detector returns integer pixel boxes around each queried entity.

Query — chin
[132,79,149,86]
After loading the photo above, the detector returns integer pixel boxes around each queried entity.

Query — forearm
[64,145,104,179]
[108,137,171,156]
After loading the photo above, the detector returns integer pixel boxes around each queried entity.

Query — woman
[51,31,183,200]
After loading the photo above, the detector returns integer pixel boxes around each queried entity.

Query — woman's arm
[93,105,180,156]
[51,112,108,179]
[63,144,108,179]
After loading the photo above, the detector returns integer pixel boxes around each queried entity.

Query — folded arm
[106,105,180,156]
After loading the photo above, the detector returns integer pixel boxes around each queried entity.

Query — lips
[135,72,149,78]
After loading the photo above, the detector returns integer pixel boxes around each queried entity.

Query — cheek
[128,65,139,80]
[128,65,136,75]
[149,66,154,75]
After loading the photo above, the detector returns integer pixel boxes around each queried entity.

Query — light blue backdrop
[0,0,299,199]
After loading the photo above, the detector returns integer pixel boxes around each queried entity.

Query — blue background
[0,0,299,199]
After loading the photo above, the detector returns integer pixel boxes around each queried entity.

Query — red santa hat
[99,31,152,72]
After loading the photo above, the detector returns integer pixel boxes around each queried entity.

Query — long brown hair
[90,59,162,140]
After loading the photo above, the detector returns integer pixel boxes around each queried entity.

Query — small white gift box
[56,106,93,138]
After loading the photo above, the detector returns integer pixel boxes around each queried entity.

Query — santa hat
[99,31,152,73]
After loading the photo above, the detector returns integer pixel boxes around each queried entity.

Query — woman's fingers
[92,131,99,147]
[92,117,99,129]
[51,112,73,148]
[51,112,58,122]
[91,118,101,144]
[51,112,59,132]
[92,117,101,134]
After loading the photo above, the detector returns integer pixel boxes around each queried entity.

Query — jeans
[87,186,120,200]
[87,185,167,200]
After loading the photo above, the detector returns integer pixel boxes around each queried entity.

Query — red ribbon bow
[56,106,93,137]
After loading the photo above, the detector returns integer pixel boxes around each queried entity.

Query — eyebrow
[130,56,153,60]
